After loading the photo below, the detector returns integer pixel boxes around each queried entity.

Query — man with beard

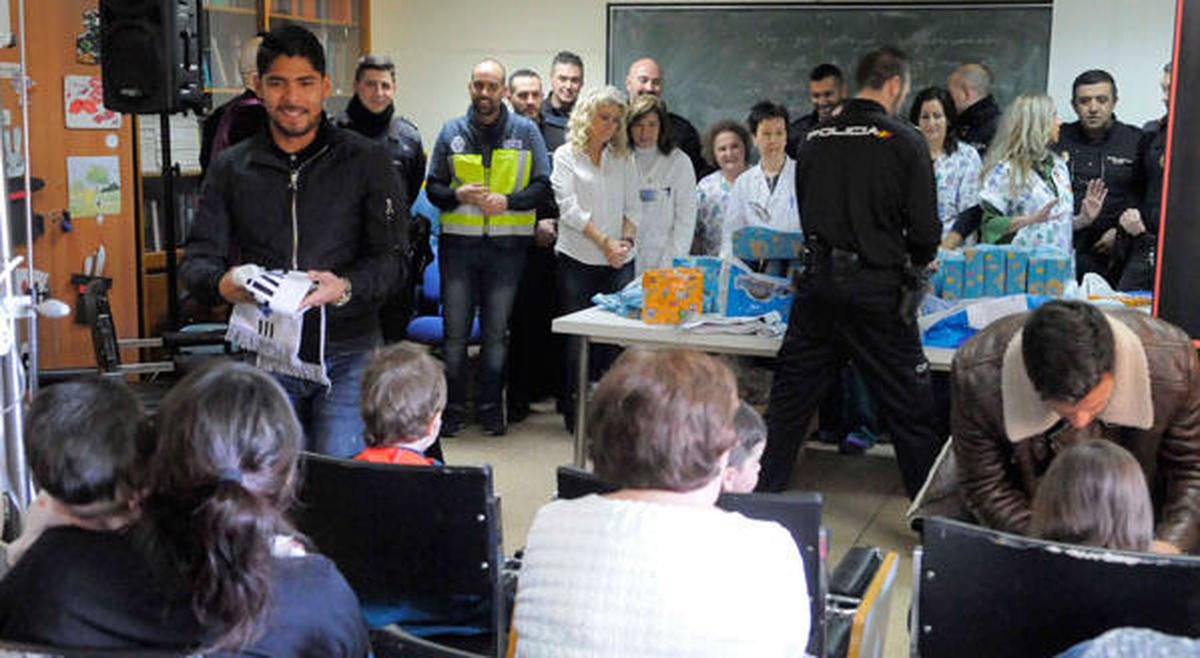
[425,59,552,437]
[786,63,847,158]
[181,24,405,457]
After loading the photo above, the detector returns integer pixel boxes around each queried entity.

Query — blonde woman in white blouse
[551,85,640,428]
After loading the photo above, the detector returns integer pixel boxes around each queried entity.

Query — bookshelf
[133,0,368,335]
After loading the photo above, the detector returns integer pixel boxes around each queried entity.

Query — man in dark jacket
[181,25,405,457]
[758,46,942,497]
[948,63,1001,157]
[952,300,1200,554]
[1055,69,1146,286]
[786,63,847,159]
[540,51,582,154]
[334,54,426,343]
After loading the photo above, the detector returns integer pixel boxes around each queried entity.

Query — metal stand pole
[159,114,180,330]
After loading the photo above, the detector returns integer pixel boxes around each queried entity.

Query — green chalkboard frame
[607,3,1052,143]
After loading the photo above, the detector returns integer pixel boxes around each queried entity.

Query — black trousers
[508,243,563,409]
[758,270,942,498]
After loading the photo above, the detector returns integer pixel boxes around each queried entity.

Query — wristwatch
[335,277,352,307]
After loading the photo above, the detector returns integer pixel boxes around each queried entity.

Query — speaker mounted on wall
[99,0,209,115]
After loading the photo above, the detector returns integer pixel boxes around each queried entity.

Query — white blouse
[552,143,642,267]
[514,494,811,658]
[632,147,697,274]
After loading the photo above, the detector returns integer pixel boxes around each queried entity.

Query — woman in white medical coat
[720,100,801,259]
[627,94,697,274]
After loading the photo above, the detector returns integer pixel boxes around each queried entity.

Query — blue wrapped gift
[938,250,965,300]
[980,245,1007,297]
[1005,247,1029,295]
[962,248,985,299]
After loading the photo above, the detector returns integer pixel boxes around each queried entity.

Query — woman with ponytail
[0,361,369,656]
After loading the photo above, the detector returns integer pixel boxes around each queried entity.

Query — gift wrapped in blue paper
[979,245,1007,297]
[962,248,986,298]
[730,226,805,261]
[1005,247,1029,295]
[937,249,965,300]
[1039,248,1072,297]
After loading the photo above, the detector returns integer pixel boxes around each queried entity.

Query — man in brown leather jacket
[952,300,1200,553]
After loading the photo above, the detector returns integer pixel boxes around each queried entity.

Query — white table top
[552,306,955,371]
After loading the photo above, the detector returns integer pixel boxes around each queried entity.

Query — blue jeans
[439,236,529,417]
[274,350,368,457]
[556,255,635,408]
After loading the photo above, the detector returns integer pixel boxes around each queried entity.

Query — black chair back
[295,454,504,655]
[917,516,1200,657]
[554,466,824,655]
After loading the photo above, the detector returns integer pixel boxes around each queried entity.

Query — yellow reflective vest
[443,148,536,237]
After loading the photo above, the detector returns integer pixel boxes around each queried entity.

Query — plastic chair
[404,250,481,346]
[294,454,505,657]
[914,516,1200,657]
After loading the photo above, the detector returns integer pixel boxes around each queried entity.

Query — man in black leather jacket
[181,25,406,457]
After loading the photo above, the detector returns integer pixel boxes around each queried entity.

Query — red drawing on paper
[64,75,121,129]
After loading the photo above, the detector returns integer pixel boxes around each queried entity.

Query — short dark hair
[360,344,447,446]
[747,100,789,135]
[729,401,766,468]
[702,119,751,168]
[856,46,909,91]
[508,67,540,90]
[1072,69,1118,102]
[627,93,674,155]
[1022,301,1115,402]
[354,54,394,82]
[258,23,325,77]
[810,63,844,84]
[26,378,148,509]
[552,50,584,73]
[909,86,960,154]
[590,349,739,492]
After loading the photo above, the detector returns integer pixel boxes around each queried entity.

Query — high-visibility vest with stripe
[442,148,535,237]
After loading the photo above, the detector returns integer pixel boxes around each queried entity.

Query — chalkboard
[607,3,1052,140]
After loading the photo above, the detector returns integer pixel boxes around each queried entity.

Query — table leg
[574,336,589,467]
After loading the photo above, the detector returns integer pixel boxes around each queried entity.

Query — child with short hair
[2,378,149,571]
[722,401,767,493]
[355,344,446,466]
[1030,440,1154,552]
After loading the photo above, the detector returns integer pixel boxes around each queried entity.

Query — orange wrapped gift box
[642,267,704,324]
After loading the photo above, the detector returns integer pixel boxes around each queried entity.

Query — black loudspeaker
[99,0,208,114]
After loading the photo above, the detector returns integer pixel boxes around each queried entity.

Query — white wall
[370,0,1177,148]
[1048,0,1175,127]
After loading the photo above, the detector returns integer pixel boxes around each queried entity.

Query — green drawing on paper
[67,156,121,217]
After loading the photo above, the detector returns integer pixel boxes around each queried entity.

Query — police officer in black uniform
[1054,69,1145,286]
[758,47,943,497]
[334,54,427,343]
